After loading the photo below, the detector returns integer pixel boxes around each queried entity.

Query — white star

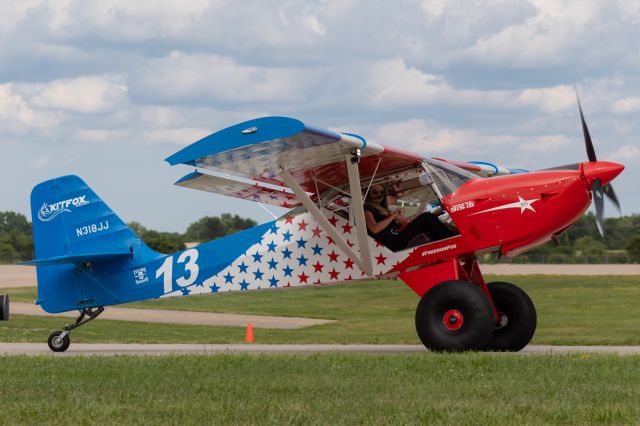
[469,196,539,216]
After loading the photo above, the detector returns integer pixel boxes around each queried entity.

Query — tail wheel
[48,331,71,353]
[415,280,494,352]
[485,282,537,352]
[0,294,8,321]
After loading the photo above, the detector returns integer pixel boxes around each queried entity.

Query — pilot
[364,183,454,251]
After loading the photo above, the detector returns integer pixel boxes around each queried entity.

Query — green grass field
[1,353,639,425]
[2,275,640,345]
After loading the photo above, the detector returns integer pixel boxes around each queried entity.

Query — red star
[375,241,384,247]
[342,223,352,234]
[343,258,354,269]
[281,201,294,208]
[346,274,353,281]
[312,226,322,237]
[347,239,354,247]
[328,268,339,280]
[328,251,339,262]
[284,216,294,224]
[375,254,387,265]
[298,272,309,284]
[298,220,308,231]
[313,278,322,285]
[312,261,324,272]
[328,216,338,226]
[326,236,335,245]
[285,282,291,287]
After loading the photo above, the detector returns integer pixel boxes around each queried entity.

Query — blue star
[268,223,279,235]
[283,265,293,277]
[311,244,323,255]
[296,254,308,266]
[267,241,277,252]
[239,279,249,290]
[282,230,292,242]
[268,276,279,288]
[209,284,220,293]
[223,272,234,284]
[268,258,278,270]
[296,237,307,248]
[195,281,204,287]
[281,247,293,259]
[253,269,264,280]
[238,262,248,273]
[180,287,191,295]
[252,251,262,263]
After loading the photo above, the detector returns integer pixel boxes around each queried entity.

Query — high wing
[166,116,426,276]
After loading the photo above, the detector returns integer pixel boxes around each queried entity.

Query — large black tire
[485,281,537,352]
[0,294,8,321]
[48,330,71,353]
[415,280,494,352]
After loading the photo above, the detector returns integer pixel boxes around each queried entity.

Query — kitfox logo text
[37,196,89,222]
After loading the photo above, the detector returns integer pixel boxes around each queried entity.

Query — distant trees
[185,214,257,242]
[0,212,33,261]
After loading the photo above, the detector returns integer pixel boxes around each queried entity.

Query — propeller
[576,93,622,236]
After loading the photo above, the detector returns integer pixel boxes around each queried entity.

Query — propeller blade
[603,184,622,214]
[576,92,598,162]
[591,179,605,237]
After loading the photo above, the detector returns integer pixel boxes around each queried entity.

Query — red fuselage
[394,161,624,271]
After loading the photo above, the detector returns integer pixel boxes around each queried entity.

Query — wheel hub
[495,311,509,330]
[442,309,464,331]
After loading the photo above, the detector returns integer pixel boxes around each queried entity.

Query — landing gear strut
[47,307,104,352]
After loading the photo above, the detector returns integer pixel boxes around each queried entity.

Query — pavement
[2,264,638,290]
[1,343,640,356]
[8,302,334,329]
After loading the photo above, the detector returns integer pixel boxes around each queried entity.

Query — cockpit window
[423,159,475,196]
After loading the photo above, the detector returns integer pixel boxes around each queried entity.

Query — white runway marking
[1,343,640,356]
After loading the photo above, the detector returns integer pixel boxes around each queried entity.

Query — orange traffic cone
[245,321,254,343]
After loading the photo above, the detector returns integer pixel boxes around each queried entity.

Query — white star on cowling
[469,196,539,216]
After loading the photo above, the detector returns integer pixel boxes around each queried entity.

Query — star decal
[282,230,293,242]
[328,251,339,262]
[209,284,220,293]
[267,241,277,252]
[312,226,322,237]
[469,196,539,216]
[253,268,264,280]
[268,258,278,270]
[343,258,354,269]
[326,236,335,245]
[375,254,387,265]
[181,287,191,295]
[281,247,293,259]
[296,254,308,266]
[296,237,307,248]
[283,265,293,277]
[252,251,263,263]
[223,272,234,284]
[268,276,279,287]
[298,272,309,284]
[311,244,323,255]
[342,223,352,234]
[328,216,338,226]
[238,262,248,273]
[312,261,324,273]
[268,223,279,234]
[298,219,308,231]
[239,279,249,290]
[328,268,339,280]
[284,216,294,224]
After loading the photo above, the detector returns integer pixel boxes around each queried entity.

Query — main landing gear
[405,259,537,352]
[47,307,104,352]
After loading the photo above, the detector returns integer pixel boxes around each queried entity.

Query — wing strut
[345,153,374,276]
[279,159,374,276]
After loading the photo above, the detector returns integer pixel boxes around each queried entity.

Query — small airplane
[0,101,624,353]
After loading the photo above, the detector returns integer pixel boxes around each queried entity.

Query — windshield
[423,158,475,196]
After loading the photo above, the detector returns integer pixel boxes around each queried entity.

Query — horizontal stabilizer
[175,172,303,208]
[18,251,131,266]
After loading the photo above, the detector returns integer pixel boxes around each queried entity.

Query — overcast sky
[1,0,638,232]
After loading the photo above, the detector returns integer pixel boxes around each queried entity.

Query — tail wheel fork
[47,307,104,353]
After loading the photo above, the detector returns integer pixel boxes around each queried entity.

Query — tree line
[0,211,256,262]
[0,210,638,263]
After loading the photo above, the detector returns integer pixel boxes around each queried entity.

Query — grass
[1,353,639,425]
[2,275,640,345]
